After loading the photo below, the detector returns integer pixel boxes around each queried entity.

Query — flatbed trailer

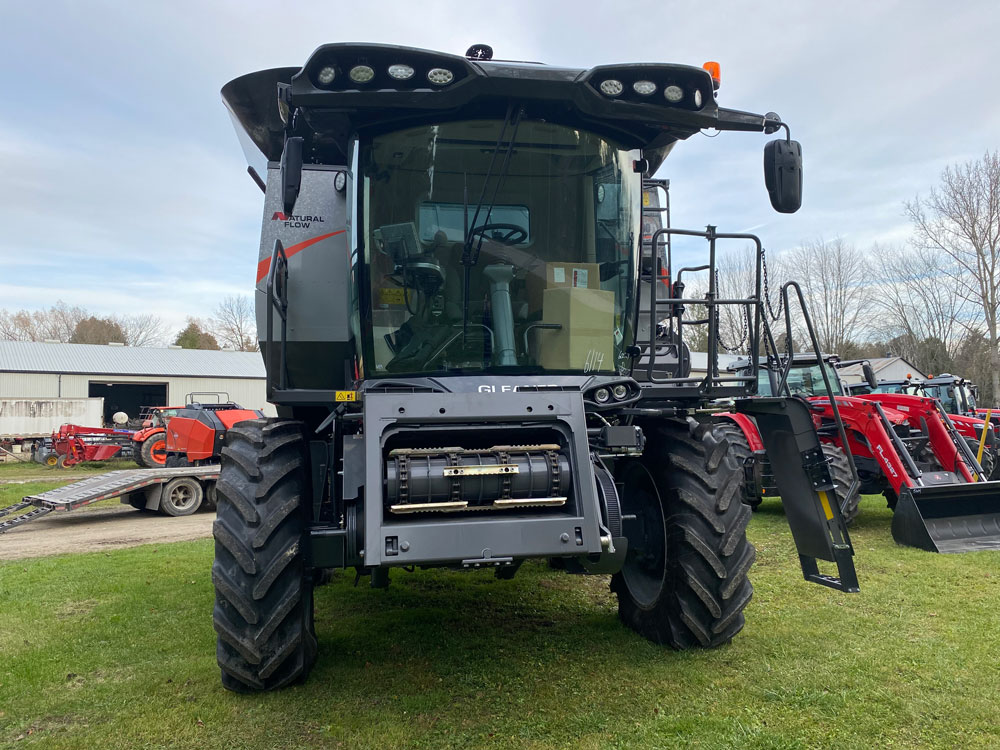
[0,465,219,533]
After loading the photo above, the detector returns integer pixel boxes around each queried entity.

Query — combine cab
[215,42,860,692]
[718,353,1000,552]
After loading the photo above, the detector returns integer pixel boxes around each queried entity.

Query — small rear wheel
[611,418,754,649]
[160,477,204,516]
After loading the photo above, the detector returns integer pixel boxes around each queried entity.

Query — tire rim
[168,484,196,512]
[150,439,167,464]
[618,462,666,609]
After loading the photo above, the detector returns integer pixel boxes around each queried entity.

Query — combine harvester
[214,41,863,691]
[717,351,1000,552]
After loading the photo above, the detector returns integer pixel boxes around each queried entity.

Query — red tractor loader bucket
[892,482,1000,553]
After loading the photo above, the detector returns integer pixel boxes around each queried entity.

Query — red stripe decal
[256,230,346,283]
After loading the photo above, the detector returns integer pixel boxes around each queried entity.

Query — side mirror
[280,136,304,216]
[764,139,803,213]
[862,362,877,389]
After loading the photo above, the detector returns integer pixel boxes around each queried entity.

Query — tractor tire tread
[213,418,317,692]
[612,418,755,651]
[712,422,761,510]
[822,443,860,524]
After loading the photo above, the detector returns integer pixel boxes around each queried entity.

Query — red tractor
[716,353,1000,552]
[132,406,183,468]
[162,400,263,467]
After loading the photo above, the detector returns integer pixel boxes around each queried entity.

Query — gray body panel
[256,165,351,349]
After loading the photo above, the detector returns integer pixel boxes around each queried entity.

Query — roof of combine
[222,43,780,170]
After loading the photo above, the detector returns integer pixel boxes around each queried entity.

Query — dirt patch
[54,598,100,620]
[0,505,214,560]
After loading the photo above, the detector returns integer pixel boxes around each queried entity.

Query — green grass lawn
[1,495,998,749]
[0,458,136,483]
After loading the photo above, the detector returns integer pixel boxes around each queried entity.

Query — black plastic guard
[892,483,1000,553]
[735,397,859,592]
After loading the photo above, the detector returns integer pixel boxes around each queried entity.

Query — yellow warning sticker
[817,490,834,520]
[335,391,357,402]
[642,192,651,207]
[378,287,406,306]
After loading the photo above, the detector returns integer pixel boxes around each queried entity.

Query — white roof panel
[0,341,265,379]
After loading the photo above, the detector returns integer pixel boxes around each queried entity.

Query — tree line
[0,295,259,352]
[687,152,1000,403]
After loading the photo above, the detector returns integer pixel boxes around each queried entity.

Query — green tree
[174,319,220,350]
[70,316,126,345]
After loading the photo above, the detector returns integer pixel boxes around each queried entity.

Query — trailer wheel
[611,418,754,649]
[212,419,317,692]
[823,443,860,524]
[160,477,204,516]
[44,453,59,468]
[140,436,168,467]
[712,422,761,510]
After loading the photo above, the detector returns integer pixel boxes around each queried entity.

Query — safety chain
[761,246,784,322]
[714,270,750,353]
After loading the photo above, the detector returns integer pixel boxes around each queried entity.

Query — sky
[1,0,998,337]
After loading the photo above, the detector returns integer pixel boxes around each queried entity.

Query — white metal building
[0,341,275,423]
[838,356,925,384]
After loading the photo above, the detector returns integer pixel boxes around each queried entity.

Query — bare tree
[906,151,1000,401]
[0,301,88,342]
[211,295,258,352]
[712,244,788,356]
[871,242,969,363]
[116,313,168,347]
[785,238,876,356]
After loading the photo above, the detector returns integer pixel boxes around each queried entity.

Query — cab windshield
[757,361,843,397]
[359,119,640,376]
[922,383,976,413]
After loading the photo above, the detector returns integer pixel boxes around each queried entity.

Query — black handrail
[265,239,289,400]
[636,225,765,399]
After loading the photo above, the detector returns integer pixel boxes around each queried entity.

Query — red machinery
[716,354,1000,552]
[163,401,263,466]
[50,424,135,468]
[132,406,183,468]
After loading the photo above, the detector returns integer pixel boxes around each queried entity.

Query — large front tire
[212,419,317,692]
[611,418,755,649]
